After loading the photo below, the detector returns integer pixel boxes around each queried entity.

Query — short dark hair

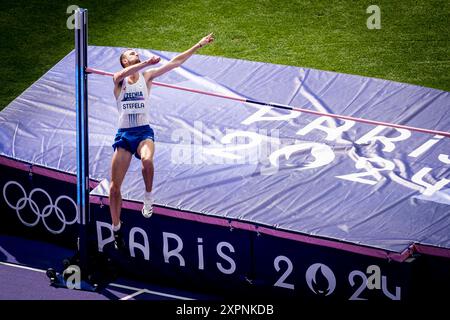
[119,49,133,68]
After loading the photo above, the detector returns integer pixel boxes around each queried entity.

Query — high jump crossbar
[85,67,450,138]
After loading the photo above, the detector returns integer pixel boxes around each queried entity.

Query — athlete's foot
[142,193,153,218]
[113,229,126,251]
[142,202,153,218]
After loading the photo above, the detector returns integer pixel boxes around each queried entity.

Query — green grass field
[0,0,448,109]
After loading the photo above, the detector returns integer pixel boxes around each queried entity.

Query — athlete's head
[120,49,141,68]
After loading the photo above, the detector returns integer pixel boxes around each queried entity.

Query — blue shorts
[112,125,155,159]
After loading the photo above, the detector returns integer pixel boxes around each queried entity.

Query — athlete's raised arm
[144,33,214,82]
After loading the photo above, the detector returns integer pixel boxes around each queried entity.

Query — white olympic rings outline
[2,181,79,234]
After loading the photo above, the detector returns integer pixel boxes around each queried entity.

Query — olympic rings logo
[2,181,79,234]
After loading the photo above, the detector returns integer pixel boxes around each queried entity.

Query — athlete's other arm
[143,33,214,82]
[113,57,160,97]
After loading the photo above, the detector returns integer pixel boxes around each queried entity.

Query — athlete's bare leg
[137,139,155,193]
[109,147,132,227]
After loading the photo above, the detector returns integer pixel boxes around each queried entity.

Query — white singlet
[116,73,150,129]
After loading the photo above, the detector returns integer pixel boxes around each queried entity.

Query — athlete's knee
[109,182,121,198]
[141,157,154,171]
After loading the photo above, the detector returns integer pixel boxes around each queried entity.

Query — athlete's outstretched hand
[198,33,214,48]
